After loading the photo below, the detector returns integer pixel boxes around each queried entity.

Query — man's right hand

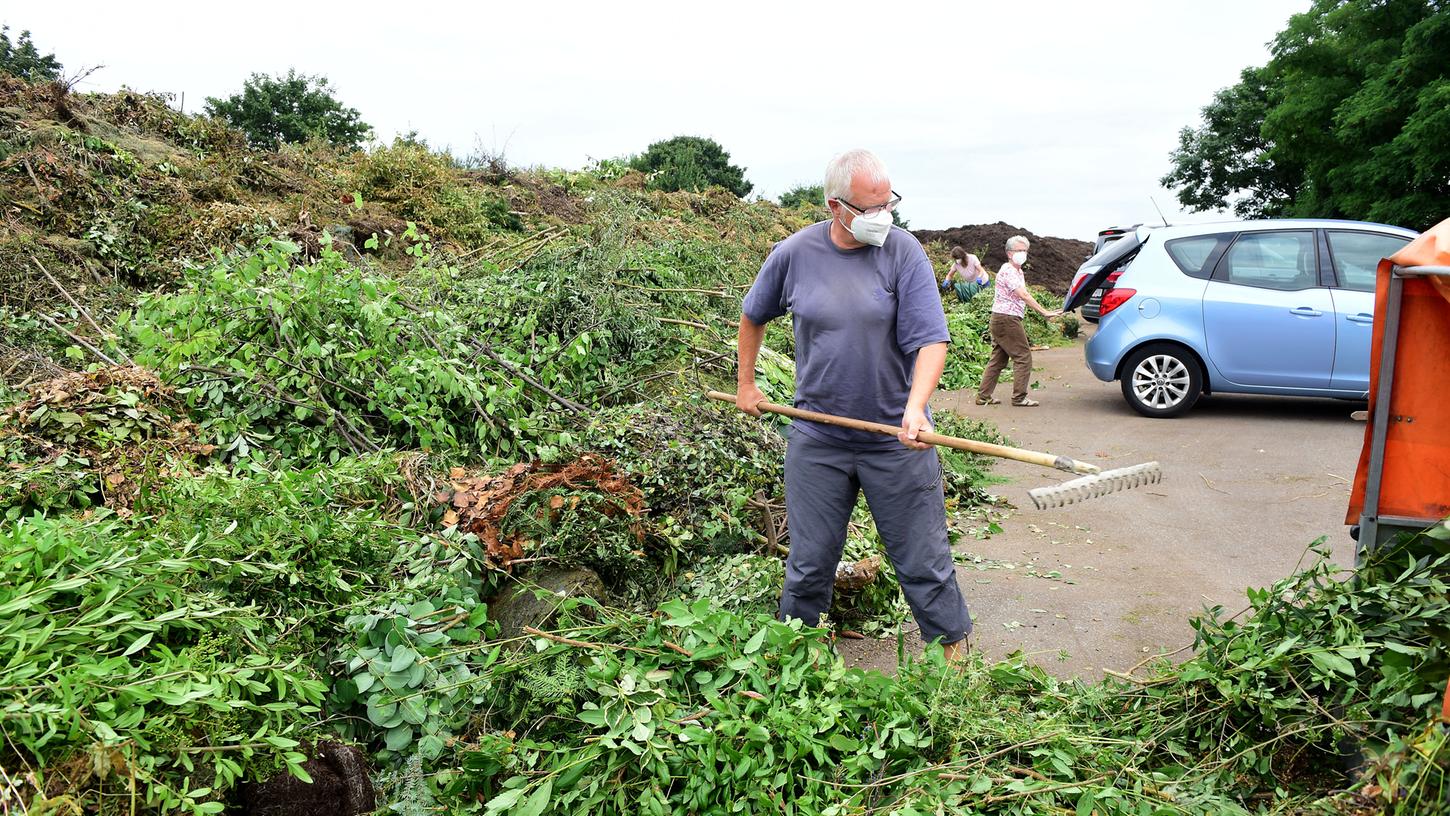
[736,382,766,416]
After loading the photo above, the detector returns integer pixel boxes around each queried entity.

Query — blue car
[1064,219,1417,418]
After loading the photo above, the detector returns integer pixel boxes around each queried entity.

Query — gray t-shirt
[742,221,950,449]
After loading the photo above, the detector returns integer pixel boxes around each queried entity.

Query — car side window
[1214,231,1317,291]
[1165,234,1230,278]
[1326,231,1410,293]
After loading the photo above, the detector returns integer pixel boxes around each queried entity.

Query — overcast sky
[13,1,1307,240]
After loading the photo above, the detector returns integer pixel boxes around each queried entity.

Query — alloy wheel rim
[1131,355,1190,410]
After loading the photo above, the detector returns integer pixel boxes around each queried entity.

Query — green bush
[350,140,523,242]
[204,70,370,149]
[778,183,823,210]
[139,455,415,632]
[630,136,752,197]
[574,397,785,553]
[447,527,1450,815]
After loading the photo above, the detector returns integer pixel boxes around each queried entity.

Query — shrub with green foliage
[204,70,371,149]
[349,139,523,241]
[630,136,752,197]
[575,397,786,552]
[778,183,824,210]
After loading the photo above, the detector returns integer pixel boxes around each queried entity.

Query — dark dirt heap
[913,222,1093,295]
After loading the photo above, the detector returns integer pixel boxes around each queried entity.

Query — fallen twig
[22,158,47,200]
[661,641,694,658]
[522,626,602,650]
[30,254,134,364]
[658,317,710,330]
[984,774,1111,804]
[672,708,712,725]
[472,341,585,414]
[33,311,118,366]
[1102,668,1172,687]
[617,283,729,297]
[1199,473,1229,495]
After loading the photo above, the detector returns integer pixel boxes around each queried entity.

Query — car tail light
[1099,288,1137,316]
[1104,270,1124,285]
[1069,275,1088,296]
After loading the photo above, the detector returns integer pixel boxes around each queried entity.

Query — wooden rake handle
[705,391,1099,475]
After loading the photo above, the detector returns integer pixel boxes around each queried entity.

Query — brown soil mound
[913,222,1092,296]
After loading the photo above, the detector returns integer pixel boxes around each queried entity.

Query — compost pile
[915,221,1094,294]
[0,75,1444,816]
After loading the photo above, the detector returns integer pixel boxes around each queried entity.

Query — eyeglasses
[836,191,902,217]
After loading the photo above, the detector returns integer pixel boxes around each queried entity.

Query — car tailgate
[1065,229,1147,312]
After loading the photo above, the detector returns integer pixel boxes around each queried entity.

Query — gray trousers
[780,430,971,644]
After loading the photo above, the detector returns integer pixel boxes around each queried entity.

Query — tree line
[1163,0,1448,230]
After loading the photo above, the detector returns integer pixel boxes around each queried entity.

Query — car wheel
[1120,344,1202,418]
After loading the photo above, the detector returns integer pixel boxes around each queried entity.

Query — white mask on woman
[1011,250,1028,266]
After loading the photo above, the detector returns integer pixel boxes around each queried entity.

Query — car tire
[1120,344,1202,418]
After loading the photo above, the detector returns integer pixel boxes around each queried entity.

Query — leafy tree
[630,136,752,197]
[779,183,824,209]
[0,26,61,81]
[1163,0,1450,229]
[205,69,371,149]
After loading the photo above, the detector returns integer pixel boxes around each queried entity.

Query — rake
[706,391,1161,509]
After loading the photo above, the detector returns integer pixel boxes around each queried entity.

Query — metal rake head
[1028,462,1162,510]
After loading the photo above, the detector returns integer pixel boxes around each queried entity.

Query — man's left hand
[899,406,932,450]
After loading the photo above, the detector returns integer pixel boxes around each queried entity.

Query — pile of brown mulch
[913,222,1094,295]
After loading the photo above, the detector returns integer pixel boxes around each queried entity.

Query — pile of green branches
[445,527,1450,815]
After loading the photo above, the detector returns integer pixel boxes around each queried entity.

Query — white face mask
[840,209,893,247]
[1011,250,1028,266]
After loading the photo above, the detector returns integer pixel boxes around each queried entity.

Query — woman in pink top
[941,245,990,302]
[976,235,1061,407]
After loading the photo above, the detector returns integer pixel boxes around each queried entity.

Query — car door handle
[1290,307,1323,317]
[1346,313,1374,324]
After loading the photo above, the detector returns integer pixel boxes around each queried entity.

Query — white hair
[1006,235,1031,252]
[824,149,890,203]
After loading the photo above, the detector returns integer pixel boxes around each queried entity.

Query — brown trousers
[977,313,1032,403]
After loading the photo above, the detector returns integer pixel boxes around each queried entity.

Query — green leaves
[630,135,752,197]
[0,510,327,816]
[1165,1,1450,229]
[203,69,370,149]
[121,631,153,656]
[1307,648,1357,678]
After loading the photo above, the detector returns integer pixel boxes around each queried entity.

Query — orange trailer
[1347,217,1450,551]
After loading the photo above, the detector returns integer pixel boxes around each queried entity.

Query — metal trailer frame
[1357,264,1450,555]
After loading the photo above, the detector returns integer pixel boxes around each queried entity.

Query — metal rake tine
[1028,462,1162,510]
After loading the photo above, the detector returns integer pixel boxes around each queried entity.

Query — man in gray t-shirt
[736,149,971,659]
